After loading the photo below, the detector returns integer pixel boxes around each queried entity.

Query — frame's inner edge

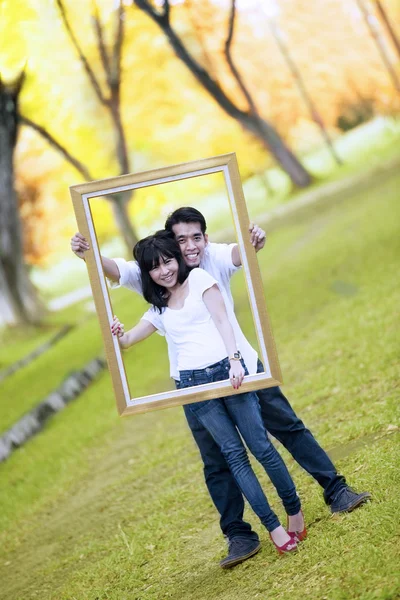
[127,373,275,407]
[81,161,273,410]
[84,166,225,199]
[83,196,132,403]
[222,166,270,374]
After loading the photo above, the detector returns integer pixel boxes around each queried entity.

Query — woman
[111,231,306,554]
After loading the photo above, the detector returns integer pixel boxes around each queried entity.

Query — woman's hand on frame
[229,361,245,389]
[111,315,125,339]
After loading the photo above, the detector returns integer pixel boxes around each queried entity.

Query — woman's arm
[111,316,156,349]
[202,285,245,389]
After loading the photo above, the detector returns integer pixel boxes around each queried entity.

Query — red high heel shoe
[287,509,307,542]
[269,532,298,555]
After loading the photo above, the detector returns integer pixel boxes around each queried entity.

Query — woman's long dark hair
[134,230,189,313]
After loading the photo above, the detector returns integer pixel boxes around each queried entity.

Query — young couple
[71,207,370,568]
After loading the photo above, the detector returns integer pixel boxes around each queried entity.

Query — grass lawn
[0,307,82,373]
[204,117,400,235]
[0,169,399,600]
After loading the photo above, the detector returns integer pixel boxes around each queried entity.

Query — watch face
[234,352,241,360]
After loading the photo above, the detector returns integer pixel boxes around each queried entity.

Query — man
[71,207,370,568]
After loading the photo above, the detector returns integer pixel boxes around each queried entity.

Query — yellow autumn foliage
[0,0,399,263]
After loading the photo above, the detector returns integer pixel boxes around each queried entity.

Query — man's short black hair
[164,207,207,235]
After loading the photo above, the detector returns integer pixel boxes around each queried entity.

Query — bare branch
[356,0,400,92]
[185,1,216,78]
[21,116,94,181]
[56,0,108,106]
[134,0,311,186]
[134,0,248,122]
[92,0,112,85]
[134,0,170,25]
[0,71,26,99]
[111,0,124,87]
[224,0,259,117]
[163,0,170,25]
[225,0,235,50]
[104,1,129,174]
[376,0,400,60]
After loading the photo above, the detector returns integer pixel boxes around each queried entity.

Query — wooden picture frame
[70,153,282,416]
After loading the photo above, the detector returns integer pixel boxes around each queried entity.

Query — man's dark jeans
[179,359,346,540]
[179,358,301,533]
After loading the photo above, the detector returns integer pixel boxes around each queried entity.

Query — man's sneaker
[220,537,261,569]
[330,486,371,513]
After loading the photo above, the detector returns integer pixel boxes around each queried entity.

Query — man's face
[172,222,208,268]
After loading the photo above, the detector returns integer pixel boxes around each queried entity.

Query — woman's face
[149,255,180,288]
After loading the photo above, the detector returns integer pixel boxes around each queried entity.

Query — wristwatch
[229,351,242,361]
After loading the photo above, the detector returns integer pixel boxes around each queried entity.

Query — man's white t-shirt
[141,269,228,371]
[110,242,258,378]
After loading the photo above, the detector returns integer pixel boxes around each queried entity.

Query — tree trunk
[267,20,342,166]
[0,75,45,326]
[134,1,312,188]
[375,0,400,60]
[240,113,312,186]
[164,21,312,187]
[356,0,400,92]
[110,193,138,251]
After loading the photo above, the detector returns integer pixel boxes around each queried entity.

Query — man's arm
[231,223,266,267]
[101,257,121,283]
[71,232,121,283]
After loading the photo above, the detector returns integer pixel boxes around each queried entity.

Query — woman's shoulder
[189,267,213,282]
[188,268,218,293]
[145,304,165,317]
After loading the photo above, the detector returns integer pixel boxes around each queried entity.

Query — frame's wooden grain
[70,153,282,416]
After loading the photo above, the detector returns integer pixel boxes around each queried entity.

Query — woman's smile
[162,272,176,285]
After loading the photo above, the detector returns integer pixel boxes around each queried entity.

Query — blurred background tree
[135,0,313,186]
[0,73,45,325]
[356,0,400,92]
[0,0,399,276]
[375,0,400,60]
[22,0,139,249]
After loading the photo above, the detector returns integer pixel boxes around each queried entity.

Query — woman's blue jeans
[179,358,301,532]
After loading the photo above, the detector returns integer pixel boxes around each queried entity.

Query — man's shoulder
[204,241,229,261]
[113,257,140,275]
[121,258,140,270]
[203,241,235,271]
[205,241,222,255]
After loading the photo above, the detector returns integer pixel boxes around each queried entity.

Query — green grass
[0,312,102,433]
[194,116,400,240]
[0,169,399,599]
[0,325,58,372]
[0,286,167,432]
[303,115,400,179]
[0,300,91,372]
